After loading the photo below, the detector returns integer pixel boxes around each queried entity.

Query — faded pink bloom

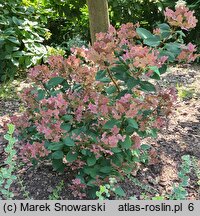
[118,22,139,40]
[111,125,120,134]
[177,42,200,63]
[132,135,141,149]
[164,6,198,30]
[88,103,98,114]
[153,28,161,35]
[108,135,118,147]
[20,142,50,163]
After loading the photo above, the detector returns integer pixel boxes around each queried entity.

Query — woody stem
[106,68,120,93]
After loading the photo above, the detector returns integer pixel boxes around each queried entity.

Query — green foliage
[0,124,17,199]
[96,178,125,200]
[0,0,50,81]
[48,180,64,200]
[127,155,194,200]
[129,175,158,195]
[170,155,192,200]
[44,0,89,47]
[0,80,20,100]
[108,0,163,28]
[191,156,200,186]
[176,84,195,100]
[17,174,30,199]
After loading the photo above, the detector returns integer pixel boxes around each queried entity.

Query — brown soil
[0,64,199,200]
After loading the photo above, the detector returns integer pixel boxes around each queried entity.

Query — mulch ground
[0,64,199,200]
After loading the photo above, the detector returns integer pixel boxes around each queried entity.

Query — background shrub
[0,0,50,81]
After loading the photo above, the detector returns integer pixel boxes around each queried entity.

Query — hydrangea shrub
[5,5,199,197]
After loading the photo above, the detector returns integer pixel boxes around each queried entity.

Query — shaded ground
[0,64,199,200]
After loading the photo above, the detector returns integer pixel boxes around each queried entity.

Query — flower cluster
[68,178,87,199]
[164,5,198,30]
[20,142,50,164]
[122,45,168,72]
[177,42,200,63]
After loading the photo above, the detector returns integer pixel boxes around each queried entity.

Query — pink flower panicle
[69,179,87,199]
[164,6,198,30]
[177,42,200,63]
[20,142,50,164]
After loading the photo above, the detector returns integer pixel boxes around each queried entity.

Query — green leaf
[8,124,15,134]
[81,149,90,156]
[127,77,139,89]
[112,154,123,166]
[140,81,156,92]
[66,150,78,162]
[120,136,132,149]
[60,123,71,132]
[149,128,158,138]
[11,58,19,67]
[123,165,133,174]
[144,35,161,47]
[159,64,167,75]
[87,179,96,187]
[85,130,98,142]
[61,80,70,90]
[7,36,20,45]
[37,89,46,100]
[106,86,117,94]
[45,141,64,151]
[149,66,160,80]
[63,137,75,147]
[52,159,65,172]
[159,50,175,62]
[62,115,73,121]
[111,147,122,153]
[152,196,165,200]
[176,31,186,38]
[52,151,64,159]
[158,23,170,31]
[4,134,11,141]
[110,64,128,73]
[12,17,22,25]
[96,70,106,80]
[47,77,65,89]
[87,156,97,166]
[165,43,181,55]
[140,144,151,151]
[72,83,82,91]
[103,119,121,129]
[158,23,171,39]
[96,70,110,83]
[115,186,125,197]
[126,118,138,134]
[70,126,87,136]
[5,179,13,188]
[110,64,129,81]
[12,51,24,57]
[127,119,138,129]
[116,90,129,99]
[83,166,100,178]
[100,166,112,174]
[136,28,153,39]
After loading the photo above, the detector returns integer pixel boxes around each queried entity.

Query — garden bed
[0,64,199,200]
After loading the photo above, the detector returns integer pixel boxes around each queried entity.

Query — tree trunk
[87,0,110,44]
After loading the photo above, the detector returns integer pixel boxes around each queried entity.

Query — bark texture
[87,0,110,44]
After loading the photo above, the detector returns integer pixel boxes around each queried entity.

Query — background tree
[87,0,110,44]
